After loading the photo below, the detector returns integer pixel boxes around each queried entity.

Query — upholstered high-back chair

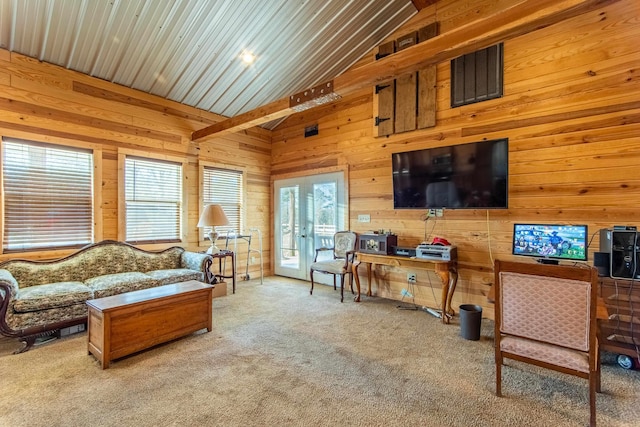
[309,231,358,302]
[494,260,601,427]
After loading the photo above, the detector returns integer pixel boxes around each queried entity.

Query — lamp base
[206,230,221,254]
[206,245,222,254]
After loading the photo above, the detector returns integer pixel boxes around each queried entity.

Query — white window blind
[2,138,93,252]
[125,156,182,243]
[203,167,243,235]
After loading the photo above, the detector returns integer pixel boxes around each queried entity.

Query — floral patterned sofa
[0,240,212,353]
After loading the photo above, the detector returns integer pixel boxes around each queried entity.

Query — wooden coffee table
[86,280,213,369]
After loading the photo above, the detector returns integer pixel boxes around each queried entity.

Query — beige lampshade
[197,204,230,227]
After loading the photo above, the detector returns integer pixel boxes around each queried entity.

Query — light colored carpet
[0,277,638,427]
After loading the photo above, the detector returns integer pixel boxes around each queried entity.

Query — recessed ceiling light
[240,51,255,64]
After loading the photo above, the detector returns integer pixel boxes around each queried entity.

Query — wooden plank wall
[272,0,640,319]
[0,49,272,280]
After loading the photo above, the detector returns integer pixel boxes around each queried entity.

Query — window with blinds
[202,167,243,235]
[125,156,182,243]
[2,138,93,252]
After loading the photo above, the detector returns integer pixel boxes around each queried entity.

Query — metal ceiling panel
[0,0,416,125]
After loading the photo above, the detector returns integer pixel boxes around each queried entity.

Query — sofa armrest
[0,269,19,336]
[180,251,213,273]
[0,269,18,300]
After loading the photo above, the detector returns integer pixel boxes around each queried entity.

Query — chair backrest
[333,231,358,259]
[494,260,597,352]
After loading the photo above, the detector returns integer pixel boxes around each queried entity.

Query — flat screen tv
[392,138,508,209]
[512,223,588,263]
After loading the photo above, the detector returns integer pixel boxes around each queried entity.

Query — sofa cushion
[145,269,203,286]
[6,302,88,330]
[500,335,589,373]
[13,282,93,313]
[86,272,159,298]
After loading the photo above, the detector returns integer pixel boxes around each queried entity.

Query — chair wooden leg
[595,351,602,393]
[310,270,315,295]
[333,275,336,290]
[349,273,354,294]
[589,375,597,427]
[340,274,345,302]
[496,354,503,397]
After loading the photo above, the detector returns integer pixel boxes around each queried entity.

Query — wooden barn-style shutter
[373,41,395,136]
[374,22,440,137]
[395,31,418,133]
[417,23,439,129]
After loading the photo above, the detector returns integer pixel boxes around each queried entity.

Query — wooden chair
[309,231,358,302]
[494,260,601,427]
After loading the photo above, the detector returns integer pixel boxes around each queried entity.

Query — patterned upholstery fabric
[6,303,88,330]
[310,260,349,275]
[145,269,203,286]
[180,251,211,271]
[499,271,590,351]
[334,232,357,259]
[13,282,93,313]
[85,272,160,299]
[134,247,183,272]
[4,244,137,288]
[500,336,589,373]
[0,269,18,299]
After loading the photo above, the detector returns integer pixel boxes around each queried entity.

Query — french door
[273,171,346,282]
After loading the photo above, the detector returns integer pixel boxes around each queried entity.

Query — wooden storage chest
[87,280,213,369]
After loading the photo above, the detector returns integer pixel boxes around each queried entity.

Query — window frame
[118,148,187,246]
[198,161,247,247]
[0,135,103,255]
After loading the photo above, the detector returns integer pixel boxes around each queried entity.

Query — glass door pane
[279,185,300,271]
[312,181,337,263]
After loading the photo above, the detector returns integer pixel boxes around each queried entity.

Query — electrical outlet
[407,272,417,283]
[435,209,443,217]
[427,209,436,217]
[358,214,371,223]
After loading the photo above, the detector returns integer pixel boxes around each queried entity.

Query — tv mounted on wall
[512,223,588,264]
[392,138,508,209]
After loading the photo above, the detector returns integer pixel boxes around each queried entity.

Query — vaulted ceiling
[0,0,420,128]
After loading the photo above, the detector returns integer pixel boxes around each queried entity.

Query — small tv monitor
[512,224,588,263]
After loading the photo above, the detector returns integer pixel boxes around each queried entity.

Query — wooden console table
[352,253,458,324]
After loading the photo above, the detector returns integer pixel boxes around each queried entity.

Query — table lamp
[197,204,230,254]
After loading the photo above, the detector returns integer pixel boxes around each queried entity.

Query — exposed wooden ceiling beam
[411,0,438,12]
[192,0,618,141]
